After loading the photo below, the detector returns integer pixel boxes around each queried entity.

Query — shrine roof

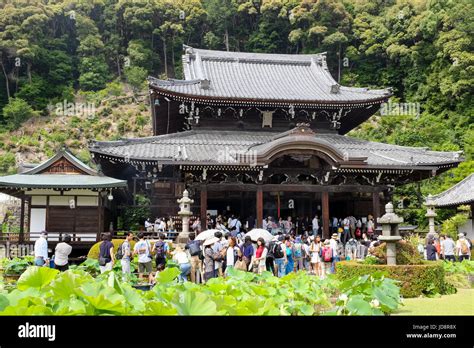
[429,174,474,207]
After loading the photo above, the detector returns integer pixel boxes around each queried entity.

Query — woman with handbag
[309,235,322,277]
[202,237,220,282]
[98,233,115,273]
[251,237,268,274]
[240,236,254,271]
[224,237,241,276]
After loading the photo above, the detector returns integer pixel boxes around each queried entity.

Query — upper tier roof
[148,46,392,106]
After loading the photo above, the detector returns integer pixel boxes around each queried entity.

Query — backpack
[460,240,469,255]
[154,240,166,258]
[188,242,201,257]
[355,228,361,238]
[115,242,125,260]
[294,244,302,258]
[272,242,284,259]
[322,247,332,262]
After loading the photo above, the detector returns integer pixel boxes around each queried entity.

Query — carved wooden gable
[39,157,87,175]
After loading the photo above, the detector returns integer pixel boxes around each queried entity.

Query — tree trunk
[163,37,168,77]
[337,43,341,83]
[0,60,10,99]
[27,62,32,83]
[116,54,121,78]
[171,35,175,78]
[224,27,230,51]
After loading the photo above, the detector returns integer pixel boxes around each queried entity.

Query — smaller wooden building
[0,148,127,250]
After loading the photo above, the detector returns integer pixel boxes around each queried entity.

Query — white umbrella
[195,229,220,241]
[246,228,274,243]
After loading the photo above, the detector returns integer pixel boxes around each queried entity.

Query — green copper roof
[0,174,127,189]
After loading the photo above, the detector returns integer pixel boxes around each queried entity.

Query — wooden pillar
[256,186,263,228]
[471,203,474,235]
[372,192,381,227]
[19,196,25,243]
[97,195,102,242]
[200,186,207,227]
[322,191,329,239]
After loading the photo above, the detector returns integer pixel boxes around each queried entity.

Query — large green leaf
[49,270,92,300]
[144,301,178,315]
[346,295,373,316]
[154,267,180,284]
[17,267,59,291]
[0,294,9,311]
[76,282,127,314]
[172,291,218,315]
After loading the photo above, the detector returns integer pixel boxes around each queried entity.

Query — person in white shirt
[312,215,319,236]
[456,233,471,261]
[54,234,72,271]
[229,216,242,236]
[158,218,167,232]
[120,232,134,281]
[153,218,161,233]
[34,231,49,266]
[329,233,340,274]
[133,233,152,280]
[145,218,154,232]
[172,246,191,282]
[224,237,241,276]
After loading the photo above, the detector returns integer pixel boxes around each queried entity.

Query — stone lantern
[177,189,194,243]
[424,194,437,238]
[377,202,403,265]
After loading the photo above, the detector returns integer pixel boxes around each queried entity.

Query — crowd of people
[30,214,472,285]
[423,232,472,261]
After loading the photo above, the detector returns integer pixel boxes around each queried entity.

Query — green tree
[2,98,37,129]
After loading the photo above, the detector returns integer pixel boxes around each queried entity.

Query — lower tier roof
[89,127,462,171]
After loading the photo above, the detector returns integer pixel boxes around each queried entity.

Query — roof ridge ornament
[330,84,340,94]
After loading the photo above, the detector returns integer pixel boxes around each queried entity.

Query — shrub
[87,239,136,259]
[370,240,423,265]
[336,261,454,298]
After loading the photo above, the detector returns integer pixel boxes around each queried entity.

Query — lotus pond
[0,258,403,316]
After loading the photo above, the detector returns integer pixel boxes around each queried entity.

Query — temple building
[0,148,127,252]
[90,46,463,238]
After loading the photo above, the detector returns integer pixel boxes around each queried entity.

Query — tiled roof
[430,174,474,207]
[148,46,392,104]
[89,129,462,169]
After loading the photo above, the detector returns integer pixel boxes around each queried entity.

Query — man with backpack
[152,233,169,271]
[329,233,340,273]
[133,233,153,281]
[117,231,134,281]
[185,233,202,283]
[271,236,286,277]
[266,237,276,275]
[456,233,471,261]
[293,236,304,271]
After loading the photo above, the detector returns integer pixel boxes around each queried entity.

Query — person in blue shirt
[284,235,294,275]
